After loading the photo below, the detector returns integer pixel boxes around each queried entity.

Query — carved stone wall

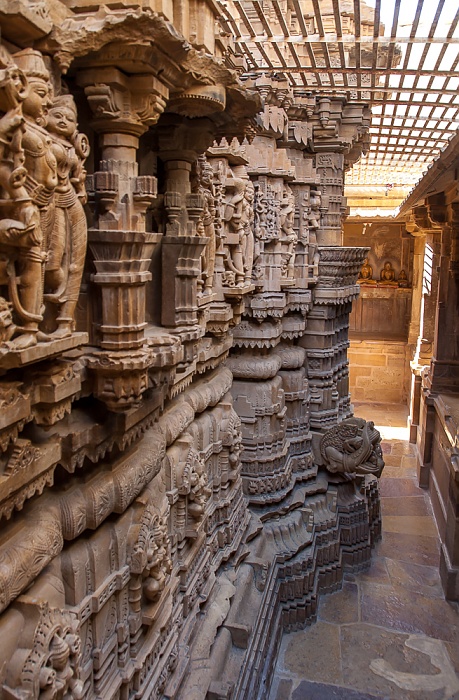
[0,4,383,699]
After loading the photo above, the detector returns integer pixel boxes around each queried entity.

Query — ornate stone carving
[3,601,83,699]
[43,94,89,339]
[320,418,385,478]
[129,504,172,606]
[0,47,45,352]
[0,6,386,699]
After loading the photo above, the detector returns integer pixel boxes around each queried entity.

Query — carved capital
[78,68,168,135]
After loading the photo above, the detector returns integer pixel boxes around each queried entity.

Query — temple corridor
[270,402,459,700]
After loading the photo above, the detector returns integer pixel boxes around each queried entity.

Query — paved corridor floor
[269,402,459,700]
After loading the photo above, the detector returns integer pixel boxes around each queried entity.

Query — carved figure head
[47,95,78,139]
[13,49,52,125]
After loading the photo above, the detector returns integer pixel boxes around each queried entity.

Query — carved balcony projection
[0,5,386,700]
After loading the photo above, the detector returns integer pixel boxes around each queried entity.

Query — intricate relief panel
[3,601,83,699]
[0,47,88,364]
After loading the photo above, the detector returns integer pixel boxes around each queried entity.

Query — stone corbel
[28,359,82,426]
[77,68,167,232]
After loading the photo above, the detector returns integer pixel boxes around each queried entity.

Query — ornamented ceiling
[219,0,459,215]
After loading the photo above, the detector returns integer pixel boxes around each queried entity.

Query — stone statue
[320,417,384,478]
[379,260,397,286]
[358,257,376,284]
[397,269,409,288]
[280,183,297,280]
[12,49,59,346]
[0,48,45,350]
[195,155,216,296]
[242,179,255,285]
[224,177,254,286]
[308,188,321,230]
[45,94,89,337]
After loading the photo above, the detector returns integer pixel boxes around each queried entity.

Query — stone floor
[269,402,459,700]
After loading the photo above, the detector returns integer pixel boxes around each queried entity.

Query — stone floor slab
[379,478,425,497]
[381,497,431,517]
[385,559,444,598]
[291,680,385,699]
[382,515,438,537]
[281,622,343,685]
[375,531,440,567]
[340,623,459,700]
[360,583,459,643]
[318,581,359,624]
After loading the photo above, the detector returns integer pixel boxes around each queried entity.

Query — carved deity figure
[397,269,409,288]
[195,155,216,295]
[0,48,44,350]
[12,49,59,345]
[279,184,297,279]
[224,177,254,286]
[358,257,376,285]
[379,260,398,286]
[308,188,322,230]
[178,448,211,521]
[45,95,89,337]
[320,417,384,478]
[141,516,172,603]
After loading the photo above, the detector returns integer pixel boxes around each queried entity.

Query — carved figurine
[308,188,322,229]
[224,177,254,286]
[320,417,384,478]
[195,155,216,296]
[0,48,44,350]
[358,257,376,284]
[242,179,255,285]
[279,184,297,280]
[379,260,398,286]
[45,94,89,337]
[397,269,409,288]
[141,516,172,602]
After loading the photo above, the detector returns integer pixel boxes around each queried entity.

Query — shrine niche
[345,221,413,341]
[0,4,385,699]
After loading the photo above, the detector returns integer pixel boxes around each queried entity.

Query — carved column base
[161,235,208,327]
[89,230,160,350]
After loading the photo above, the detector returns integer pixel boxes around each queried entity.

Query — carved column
[76,68,167,410]
[157,117,213,329]
[300,96,371,429]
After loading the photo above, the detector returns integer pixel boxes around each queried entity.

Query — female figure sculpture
[45,94,89,337]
